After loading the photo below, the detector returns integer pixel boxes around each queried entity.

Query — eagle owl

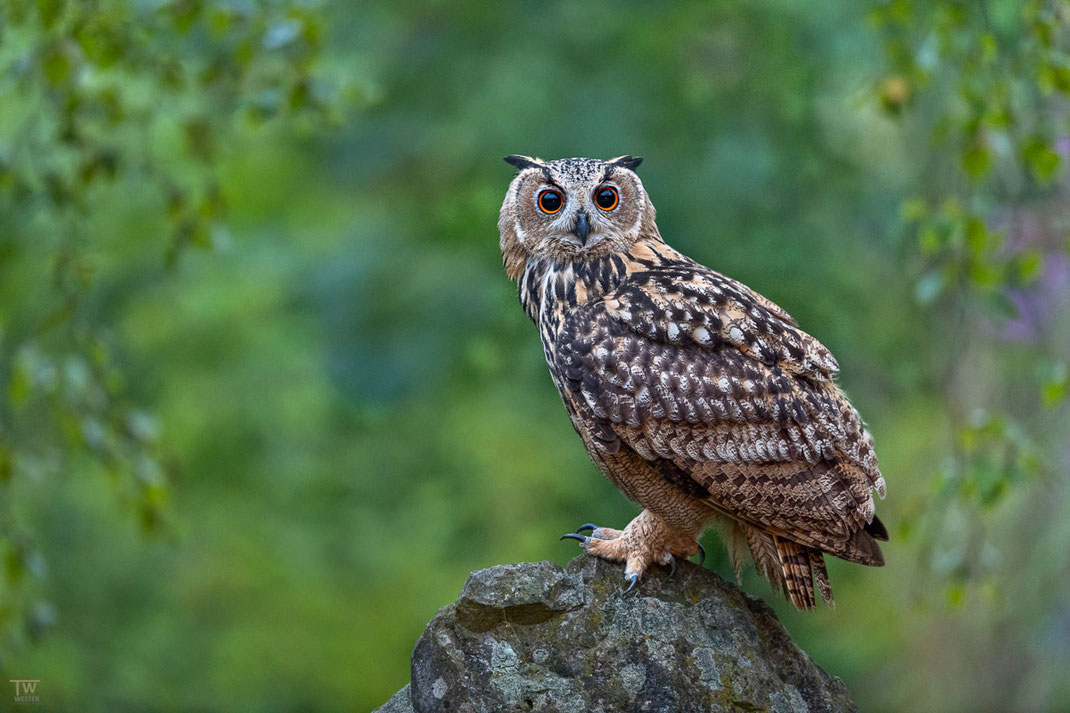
[498,154,887,610]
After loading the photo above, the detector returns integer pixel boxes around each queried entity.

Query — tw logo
[10,680,40,703]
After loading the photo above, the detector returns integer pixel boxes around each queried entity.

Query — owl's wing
[555,265,885,562]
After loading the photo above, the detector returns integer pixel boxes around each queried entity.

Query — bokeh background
[1,1,1069,711]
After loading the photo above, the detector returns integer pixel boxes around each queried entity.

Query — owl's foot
[574,523,623,540]
[560,509,701,590]
[572,523,705,567]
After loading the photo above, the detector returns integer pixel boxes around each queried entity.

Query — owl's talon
[560,533,590,545]
[695,544,706,567]
[573,523,624,541]
[667,554,676,578]
[622,572,639,593]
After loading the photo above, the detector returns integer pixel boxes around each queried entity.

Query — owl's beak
[572,211,591,246]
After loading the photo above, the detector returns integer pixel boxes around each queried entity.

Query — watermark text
[10,680,40,704]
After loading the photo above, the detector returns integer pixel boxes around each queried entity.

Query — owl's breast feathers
[523,236,886,567]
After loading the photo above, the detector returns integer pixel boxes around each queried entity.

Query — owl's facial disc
[502,156,649,270]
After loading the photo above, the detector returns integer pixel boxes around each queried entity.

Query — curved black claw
[560,533,590,545]
[667,554,677,578]
[695,544,706,567]
[576,524,599,534]
[622,572,639,593]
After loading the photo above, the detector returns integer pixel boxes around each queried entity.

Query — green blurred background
[1,1,1069,711]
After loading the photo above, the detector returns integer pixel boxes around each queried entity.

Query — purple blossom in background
[1000,253,1070,342]
[990,144,1070,342]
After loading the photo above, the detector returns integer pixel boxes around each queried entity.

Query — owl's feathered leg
[561,509,701,588]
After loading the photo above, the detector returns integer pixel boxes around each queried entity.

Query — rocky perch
[374,556,856,713]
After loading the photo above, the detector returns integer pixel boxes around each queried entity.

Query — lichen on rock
[374,555,857,713]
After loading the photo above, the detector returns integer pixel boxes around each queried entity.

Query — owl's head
[498,155,657,280]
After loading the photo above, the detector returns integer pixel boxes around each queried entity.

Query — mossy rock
[375,556,856,713]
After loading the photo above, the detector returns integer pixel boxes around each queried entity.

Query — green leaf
[3,0,30,24]
[183,118,215,161]
[0,446,12,481]
[965,217,987,256]
[34,0,65,28]
[76,16,126,67]
[919,225,944,255]
[1023,136,1060,183]
[189,219,213,249]
[979,33,997,66]
[40,40,76,86]
[962,142,990,178]
[1011,250,1044,284]
[1038,60,1070,95]
[947,582,966,608]
[968,261,1003,291]
[1043,362,1069,407]
[9,357,33,407]
[5,546,25,584]
[168,0,203,33]
[900,198,928,223]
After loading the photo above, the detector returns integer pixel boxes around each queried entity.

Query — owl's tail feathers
[865,515,889,541]
[732,524,836,610]
[774,537,821,610]
[809,548,834,608]
[838,522,886,566]
[740,523,783,592]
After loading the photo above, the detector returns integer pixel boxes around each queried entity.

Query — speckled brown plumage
[498,155,887,610]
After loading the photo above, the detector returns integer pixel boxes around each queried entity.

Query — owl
[497,154,887,609]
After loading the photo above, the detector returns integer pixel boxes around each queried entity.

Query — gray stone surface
[375,684,415,713]
[373,556,856,713]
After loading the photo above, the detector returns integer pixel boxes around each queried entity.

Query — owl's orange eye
[538,189,563,214]
[595,186,619,211]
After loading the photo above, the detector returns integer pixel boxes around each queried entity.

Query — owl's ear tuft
[609,155,643,171]
[504,155,543,171]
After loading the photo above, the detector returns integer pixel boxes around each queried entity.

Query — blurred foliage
[0,1,1067,712]
[0,0,344,658]
[872,0,1070,599]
